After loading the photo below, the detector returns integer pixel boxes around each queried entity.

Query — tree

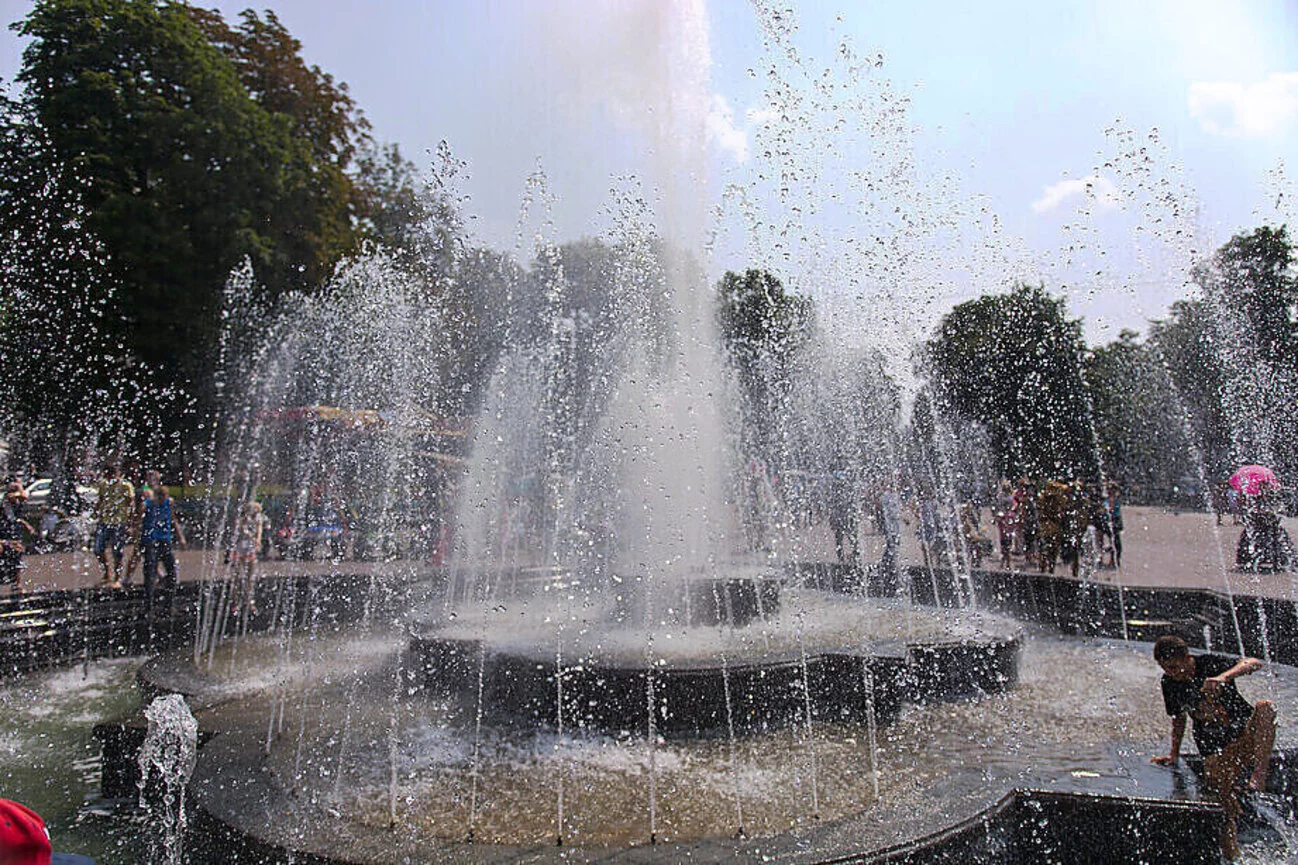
[1198,225,1297,368]
[0,92,195,472]
[8,0,372,428]
[0,99,114,463]
[1085,329,1194,500]
[189,6,367,287]
[715,269,814,463]
[922,283,1094,480]
[1167,225,1298,482]
[353,140,467,274]
[1147,300,1231,482]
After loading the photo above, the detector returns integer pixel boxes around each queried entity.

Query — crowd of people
[89,463,187,613]
[768,468,1125,577]
[992,478,1123,576]
[0,462,191,610]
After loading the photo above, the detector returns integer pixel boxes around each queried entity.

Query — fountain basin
[164,632,1297,862]
[410,587,1021,736]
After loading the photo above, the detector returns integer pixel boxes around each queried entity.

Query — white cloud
[706,93,749,163]
[1031,174,1120,214]
[1188,72,1298,137]
[745,104,780,126]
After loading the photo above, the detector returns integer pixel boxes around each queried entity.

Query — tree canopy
[715,268,814,462]
[0,0,422,465]
[1084,329,1193,498]
[1167,225,1298,484]
[922,283,1094,480]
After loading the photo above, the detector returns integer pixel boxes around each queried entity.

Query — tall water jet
[448,1,736,607]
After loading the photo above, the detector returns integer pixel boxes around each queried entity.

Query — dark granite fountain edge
[6,560,1291,679]
[920,564,1298,664]
[45,564,1298,863]
[408,632,1021,738]
[802,560,1298,663]
[0,570,442,679]
[183,714,1232,865]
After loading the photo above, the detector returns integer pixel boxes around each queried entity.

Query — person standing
[1105,482,1123,568]
[1150,635,1275,861]
[230,500,263,618]
[915,494,941,570]
[1015,478,1040,568]
[141,484,186,614]
[994,480,1020,569]
[123,469,160,586]
[1,481,33,594]
[1036,480,1068,574]
[827,472,859,564]
[879,481,903,589]
[93,463,134,588]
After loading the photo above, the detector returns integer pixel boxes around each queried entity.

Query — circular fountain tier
[168,633,1298,861]
[410,584,1023,737]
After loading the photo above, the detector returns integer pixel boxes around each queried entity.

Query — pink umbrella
[1229,465,1281,496]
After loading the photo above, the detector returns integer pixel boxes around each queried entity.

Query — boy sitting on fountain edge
[1150,634,1275,861]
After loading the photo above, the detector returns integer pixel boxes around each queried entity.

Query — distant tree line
[921,226,1297,503]
[717,226,1298,508]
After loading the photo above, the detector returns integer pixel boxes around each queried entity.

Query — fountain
[152,173,1028,858]
[3,2,1298,864]
[94,4,1039,857]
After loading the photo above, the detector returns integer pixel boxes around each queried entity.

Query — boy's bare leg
[1204,751,1243,861]
[1247,700,1277,790]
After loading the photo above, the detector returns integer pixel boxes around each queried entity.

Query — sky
[0,0,1295,347]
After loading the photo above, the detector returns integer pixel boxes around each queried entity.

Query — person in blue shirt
[141,484,186,614]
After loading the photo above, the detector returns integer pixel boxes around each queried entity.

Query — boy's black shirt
[1162,653,1254,756]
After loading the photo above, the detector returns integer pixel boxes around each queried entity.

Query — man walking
[141,483,185,615]
[93,463,134,588]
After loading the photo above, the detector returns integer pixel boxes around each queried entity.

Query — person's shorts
[93,524,128,558]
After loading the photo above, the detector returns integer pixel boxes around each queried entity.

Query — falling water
[136,694,198,865]
[78,1,1298,860]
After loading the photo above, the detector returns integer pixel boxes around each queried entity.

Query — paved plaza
[12,505,1298,599]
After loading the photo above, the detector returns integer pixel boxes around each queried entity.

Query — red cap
[0,800,52,865]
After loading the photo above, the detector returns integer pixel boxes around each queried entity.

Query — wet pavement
[803,504,1298,600]
[11,505,1298,599]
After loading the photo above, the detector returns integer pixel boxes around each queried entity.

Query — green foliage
[1089,226,1296,494]
[1085,329,1193,498]
[923,283,1094,479]
[353,140,466,275]
[1148,299,1231,479]
[1179,225,1298,480]
[434,246,524,417]
[715,268,814,460]
[1198,225,1297,367]
[0,99,115,456]
[0,92,195,468]
[5,0,379,433]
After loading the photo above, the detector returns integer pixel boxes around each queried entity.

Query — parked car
[21,478,97,551]
[23,478,97,514]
